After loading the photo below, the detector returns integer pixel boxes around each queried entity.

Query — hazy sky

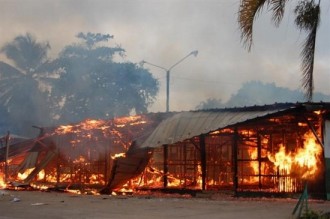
[0,0,329,113]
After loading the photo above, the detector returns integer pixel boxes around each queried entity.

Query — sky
[0,0,329,113]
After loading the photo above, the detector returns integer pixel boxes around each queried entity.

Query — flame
[54,119,110,135]
[118,162,203,191]
[196,164,203,189]
[17,168,45,181]
[241,131,322,192]
[267,132,322,192]
[54,115,147,133]
[111,153,126,159]
[294,135,321,178]
[1,112,324,195]
[38,169,45,180]
[89,174,105,184]
[136,167,165,188]
[56,124,74,134]
[0,114,151,192]
[0,173,6,188]
[298,122,308,127]
[268,145,292,174]
[114,115,146,127]
[17,168,34,181]
[247,147,259,183]
[73,156,86,164]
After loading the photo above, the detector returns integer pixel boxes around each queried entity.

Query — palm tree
[49,32,159,123]
[0,33,53,136]
[238,0,321,101]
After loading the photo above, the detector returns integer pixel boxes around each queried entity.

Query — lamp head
[190,50,198,57]
[139,60,146,67]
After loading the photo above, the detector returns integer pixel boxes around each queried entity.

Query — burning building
[1,102,330,199]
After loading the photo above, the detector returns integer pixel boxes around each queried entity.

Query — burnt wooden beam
[303,115,324,148]
[4,131,10,182]
[233,127,238,195]
[23,150,57,184]
[56,148,60,184]
[163,144,168,188]
[257,131,262,189]
[199,134,207,190]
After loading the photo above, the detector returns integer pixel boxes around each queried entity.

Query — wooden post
[183,143,187,187]
[4,131,10,182]
[56,147,60,184]
[199,134,207,190]
[55,136,61,185]
[303,115,324,148]
[163,144,168,188]
[257,132,262,189]
[104,142,109,186]
[233,127,238,195]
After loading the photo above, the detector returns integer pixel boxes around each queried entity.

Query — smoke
[0,0,329,112]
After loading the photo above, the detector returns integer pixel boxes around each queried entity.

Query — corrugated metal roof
[105,102,330,190]
[106,148,151,190]
[140,104,297,148]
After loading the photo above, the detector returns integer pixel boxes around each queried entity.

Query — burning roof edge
[140,102,330,149]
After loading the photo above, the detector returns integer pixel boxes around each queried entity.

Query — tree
[223,80,330,107]
[238,0,321,101]
[195,98,224,110]
[0,33,54,136]
[196,81,330,109]
[49,32,159,123]
[0,32,159,134]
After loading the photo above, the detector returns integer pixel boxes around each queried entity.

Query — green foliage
[300,210,330,219]
[300,209,320,219]
[1,33,50,73]
[294,0,320,101]
[50,32,158,123]
[76,32,114,49]
[195,81,330,109]
[195,98,224,110]
[0,33,53,136]
[238,0,321,101]
[0,32,159,136]
[295,1,320,31]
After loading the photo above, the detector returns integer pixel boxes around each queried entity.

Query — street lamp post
[141,50,198,188]
[141,50,198,112]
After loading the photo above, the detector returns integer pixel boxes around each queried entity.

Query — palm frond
[301,24,318,101]
[0,61,23,79]
[238,0,268,51]
[270,0,288,26]
[294,1,320,101]
[1,33,50,73]
[295,0,320,31]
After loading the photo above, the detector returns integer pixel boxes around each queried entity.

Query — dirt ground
[0,189,329,219]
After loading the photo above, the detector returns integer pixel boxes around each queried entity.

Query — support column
[163,144,168,188]
[56,147,60,184]
[233,127,238,195]
[199,134,207,190]
[325,158,330,200]
[257,132,262,189]
[323,121,330,200]
[4,131,10,182]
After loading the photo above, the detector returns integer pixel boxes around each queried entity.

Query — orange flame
[247,147,259,183]
[111,153,126,159]
[267,132,322,192]
[0,173,6,188]
[17,168,45,181]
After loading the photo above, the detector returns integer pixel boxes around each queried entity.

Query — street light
[141,50,198,112]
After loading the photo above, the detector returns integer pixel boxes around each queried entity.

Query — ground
[0,190,329,219]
